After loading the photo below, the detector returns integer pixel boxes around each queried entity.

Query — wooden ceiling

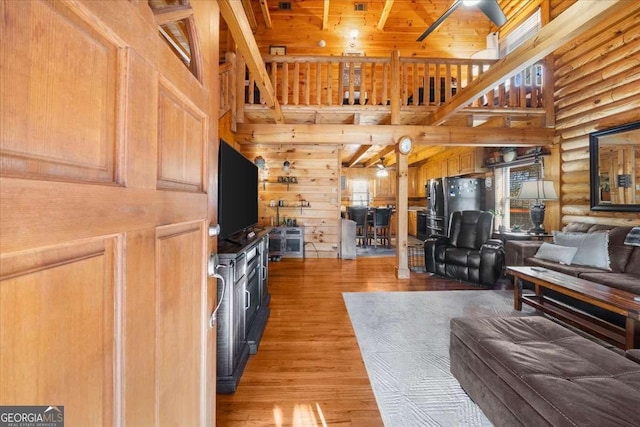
[232,0,516,58]
[220,0,548,167]
[218,1,629,168]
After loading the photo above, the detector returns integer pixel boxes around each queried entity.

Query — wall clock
[398,136,413,155]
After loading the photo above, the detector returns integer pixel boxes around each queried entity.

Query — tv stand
[216,230,270,393]
[222,237,243,246]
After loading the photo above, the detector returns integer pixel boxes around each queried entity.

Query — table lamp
[515,180,558,234]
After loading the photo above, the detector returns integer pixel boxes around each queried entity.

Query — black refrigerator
[425,177,491,237]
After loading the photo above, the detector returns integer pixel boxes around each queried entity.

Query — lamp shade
[516,180,558,202]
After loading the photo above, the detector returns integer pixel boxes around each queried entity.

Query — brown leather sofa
[506,222,640,294]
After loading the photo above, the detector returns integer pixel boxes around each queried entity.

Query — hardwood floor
[216,257,489,426]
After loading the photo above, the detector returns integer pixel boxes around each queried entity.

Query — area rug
[343,290,535,426]
[356,246,396,257]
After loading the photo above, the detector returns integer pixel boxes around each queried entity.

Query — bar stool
[370,208,392,248]
[347,206,369,247]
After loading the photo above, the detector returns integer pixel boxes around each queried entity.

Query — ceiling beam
[377,0,394,30]
[259,0,273,29]
[322,0,330,30]
[364,146,395,168]
[345,145,372,167]
[387,146,449,167]
[219,0,284,123]
[152,4,193,25]
[235,124,554,146]
[426,0,630,126]
[241,0,258,31]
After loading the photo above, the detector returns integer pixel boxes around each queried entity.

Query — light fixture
[463,0,481,6]
[376,157,389,177]
[349,29,358,48]
[515,180,558,234]
[254,156,265,169]
[282,160,291,174]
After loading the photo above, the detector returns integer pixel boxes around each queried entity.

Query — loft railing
[220,52,546,116]
[218,61,233,118]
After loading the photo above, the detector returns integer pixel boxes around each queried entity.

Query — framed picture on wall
[269,45,287,55]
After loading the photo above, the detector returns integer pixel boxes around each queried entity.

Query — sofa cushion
[534,242,578,264]
[578,272,640,294]
[444,247,481,269]
[608,226,635,273]
[624,246,640,276]
[554,230,611,270]
[445,247,470,265]
[449,211,493,250]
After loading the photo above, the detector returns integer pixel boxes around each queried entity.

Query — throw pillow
[534,242,578,265]
[624,226,640,247]
[553,231,611,270]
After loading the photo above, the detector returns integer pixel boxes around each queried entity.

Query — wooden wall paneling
[1,0,121,184]
[553,1,640,226]
[549,0,576,19]
[543,144,561,232]
[243,144,341,258]
[0,236,121,426]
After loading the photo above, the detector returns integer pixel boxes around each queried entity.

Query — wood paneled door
[1,1,220,425]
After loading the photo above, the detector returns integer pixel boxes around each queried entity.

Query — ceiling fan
[376,158,389,177]
[417,0,507,42]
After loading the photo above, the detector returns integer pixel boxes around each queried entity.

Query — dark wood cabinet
[216,231,270,393]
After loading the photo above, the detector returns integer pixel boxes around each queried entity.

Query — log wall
[241,143,342,259]
[553,0,640,226]
[220,112,342,258]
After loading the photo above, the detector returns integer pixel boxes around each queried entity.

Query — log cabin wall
[219,113,342,259]
[551,0,640,226]
[220,111,342,259]
[240,142,342,259]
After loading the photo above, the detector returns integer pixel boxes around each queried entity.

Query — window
[148,0,202,81]
[494,161,543,231]
[351,179,370,206]
[499,8,541,57]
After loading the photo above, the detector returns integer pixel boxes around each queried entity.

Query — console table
[216,230,270,393]
[508,266,640,350]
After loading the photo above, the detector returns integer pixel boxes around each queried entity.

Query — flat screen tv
[218,139,258,241]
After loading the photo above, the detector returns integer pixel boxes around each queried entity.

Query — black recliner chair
[424,210,504,287]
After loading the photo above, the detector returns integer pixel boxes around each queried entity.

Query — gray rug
[356,246,396,257]
[343,290,535,427]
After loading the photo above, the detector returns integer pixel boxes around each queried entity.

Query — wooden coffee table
[507,266,640,350]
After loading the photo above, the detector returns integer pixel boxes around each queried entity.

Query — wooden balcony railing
[218,61,233,118]
[220,52,546,119]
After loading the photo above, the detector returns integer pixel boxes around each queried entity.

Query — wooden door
[0,1,219,425]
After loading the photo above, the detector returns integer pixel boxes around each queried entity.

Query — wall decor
[589,121,640,212]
